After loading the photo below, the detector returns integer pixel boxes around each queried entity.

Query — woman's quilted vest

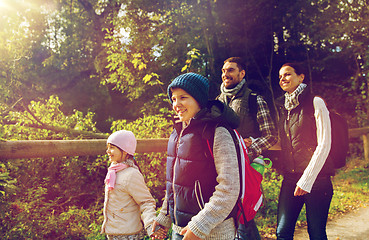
[278,90,334,176]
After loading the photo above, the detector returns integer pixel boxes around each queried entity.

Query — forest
[1,0,369,239]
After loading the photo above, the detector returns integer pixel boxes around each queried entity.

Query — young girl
[151,72,241,240]
[276,63,333,240]
[101,130,158,240]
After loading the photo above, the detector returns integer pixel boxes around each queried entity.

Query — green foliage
[102,31,164,101]
[2,199,105,239]
[0,153,107,239]
[261,169,283,216]
[330,159,369,214]
[255,169,283,236]
[0,162,17,221]
[0,96,107,239]
[0,163,16,198]
[181,48,203,73]
[141,92,172,116]
[1,95,98,140]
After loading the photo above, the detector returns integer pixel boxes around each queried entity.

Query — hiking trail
[293,204,369,240]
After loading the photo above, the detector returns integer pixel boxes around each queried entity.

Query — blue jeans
[236,219,261,240]
[276,175,333,240]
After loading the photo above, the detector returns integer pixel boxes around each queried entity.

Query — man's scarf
[220,79,246,97]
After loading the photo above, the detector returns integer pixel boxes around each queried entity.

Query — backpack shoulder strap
[202,122,218,160]
[249,92,258,116]
[202,122,240,158]
[202,122,243,193]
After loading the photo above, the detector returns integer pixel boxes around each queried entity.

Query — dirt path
[293,204,369,240]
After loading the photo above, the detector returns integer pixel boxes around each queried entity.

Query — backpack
[203,123,263,224]
[315,97,349,169]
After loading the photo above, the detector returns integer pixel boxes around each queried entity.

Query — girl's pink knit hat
[107,130,137,155]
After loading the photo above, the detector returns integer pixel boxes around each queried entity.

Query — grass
[258,157,369,239]
[329,158,369,217]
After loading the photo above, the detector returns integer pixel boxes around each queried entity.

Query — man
[218,57,278,240]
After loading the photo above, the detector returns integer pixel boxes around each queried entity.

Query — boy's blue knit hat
[167,72,209,108]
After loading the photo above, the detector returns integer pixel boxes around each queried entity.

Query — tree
[0,0,142,132]
[2,0,368,130]
[272,0,368,125]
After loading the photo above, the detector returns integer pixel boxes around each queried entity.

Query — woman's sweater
[296,96,331,192]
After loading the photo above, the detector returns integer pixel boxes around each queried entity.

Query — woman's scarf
[284,83,307,120]
[104,162,129,191]
[284,83,307,111]
[220,79,246,97]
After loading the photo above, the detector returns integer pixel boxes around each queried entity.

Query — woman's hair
[281,62,306,76]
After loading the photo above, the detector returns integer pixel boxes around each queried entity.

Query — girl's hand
[294,186,308,196]
[180,226,202,240]
[151,221,168,240]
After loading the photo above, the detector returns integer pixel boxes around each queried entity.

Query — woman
[152,72,241,240]
[276,63,334,240]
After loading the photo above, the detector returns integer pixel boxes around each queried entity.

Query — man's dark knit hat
[167,72,209,108]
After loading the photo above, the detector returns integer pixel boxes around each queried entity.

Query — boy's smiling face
[171,88,201,125]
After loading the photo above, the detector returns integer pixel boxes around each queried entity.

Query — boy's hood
[195,100,240,129]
